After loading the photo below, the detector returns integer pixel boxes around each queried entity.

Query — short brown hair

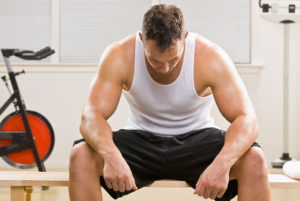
[142,4,185,52]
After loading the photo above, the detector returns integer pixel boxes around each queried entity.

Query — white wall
[1,0,300,200]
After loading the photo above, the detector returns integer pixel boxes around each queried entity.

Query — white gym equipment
[259,0,300,174]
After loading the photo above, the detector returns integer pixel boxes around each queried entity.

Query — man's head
[142,4,185,52]
[140,4,187,74]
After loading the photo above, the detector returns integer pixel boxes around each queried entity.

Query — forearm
[214,115,259,170]
[80,111,120,160]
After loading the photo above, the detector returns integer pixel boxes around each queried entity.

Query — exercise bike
[0,47,55,171]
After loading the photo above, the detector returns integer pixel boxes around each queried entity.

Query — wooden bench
[0,171,300,201]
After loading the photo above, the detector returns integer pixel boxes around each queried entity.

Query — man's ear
[139,32,143,42]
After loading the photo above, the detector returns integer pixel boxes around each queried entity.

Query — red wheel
[0,110,55,168]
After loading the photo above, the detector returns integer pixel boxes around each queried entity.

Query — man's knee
[69,142,103,175]
[245,147,268,178]
[232,147,268,180]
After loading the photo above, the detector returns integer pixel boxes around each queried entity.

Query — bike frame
[0,50,46,171]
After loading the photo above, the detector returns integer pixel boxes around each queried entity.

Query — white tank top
[123,31,215,136]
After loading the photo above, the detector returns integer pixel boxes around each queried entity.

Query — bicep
[210,48,255,123]
[86,74,122,120]
[84,46,124,120]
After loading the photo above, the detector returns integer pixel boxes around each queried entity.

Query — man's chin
[157,70,170,74]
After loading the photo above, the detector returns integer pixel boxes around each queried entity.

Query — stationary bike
[0,47,55,171]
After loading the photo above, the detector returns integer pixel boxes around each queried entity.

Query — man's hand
[103,151,138,192]
[194,160,230,199]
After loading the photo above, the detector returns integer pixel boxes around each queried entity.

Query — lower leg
[230,147,271,201]
[68,142,104,201]
[69,169,103,201]
[237,171,271,201]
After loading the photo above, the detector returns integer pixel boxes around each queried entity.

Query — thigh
[167,127,261,182]
[165,127,261,201]
[166,127,226,181]
[100,129,167,199]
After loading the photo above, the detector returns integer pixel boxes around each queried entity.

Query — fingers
[104,178,125,192]
[194,179,227,200]
[203,187,210,199]
[125,179,132,191]
[194,179,204,197]
[118,180,126,192]
[104,174,138,192]
[209,190,218,200]
[125,176,138,191]
[131,176,138,190]
[105,179,112,189]
[132,183,138,190]
[198,184,205,197]
[196,185,221,200]
[216,189,226,198]
[112,180,119,192]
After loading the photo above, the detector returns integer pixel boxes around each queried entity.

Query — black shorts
[73,127,261,201]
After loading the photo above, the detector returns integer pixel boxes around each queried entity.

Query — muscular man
[69,4,271,201]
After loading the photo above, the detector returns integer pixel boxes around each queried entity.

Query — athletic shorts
[73,127,261,201]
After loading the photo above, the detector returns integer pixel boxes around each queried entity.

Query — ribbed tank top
[122,31,215,136]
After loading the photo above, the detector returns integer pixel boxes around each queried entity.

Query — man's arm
[210,46,259,170]
[194,44,259,199]
[80,43,122,157]
[79,43,137,192]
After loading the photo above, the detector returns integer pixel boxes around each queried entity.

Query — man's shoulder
[193,32,236,87]
[104,33,136,60]
[98,33,136,72]
[95,33,136,89]
[194,33,220,59]
[194,33,233,68]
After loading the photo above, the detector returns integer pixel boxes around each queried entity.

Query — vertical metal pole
[7,73,46,172]
[283,23,289,155]
[4,57,13,73]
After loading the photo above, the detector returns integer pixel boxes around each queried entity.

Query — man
[69,4,271,201]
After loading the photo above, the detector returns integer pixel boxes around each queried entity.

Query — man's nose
[163,62,169,69]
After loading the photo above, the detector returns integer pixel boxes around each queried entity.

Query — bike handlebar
[1,46,55,60]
